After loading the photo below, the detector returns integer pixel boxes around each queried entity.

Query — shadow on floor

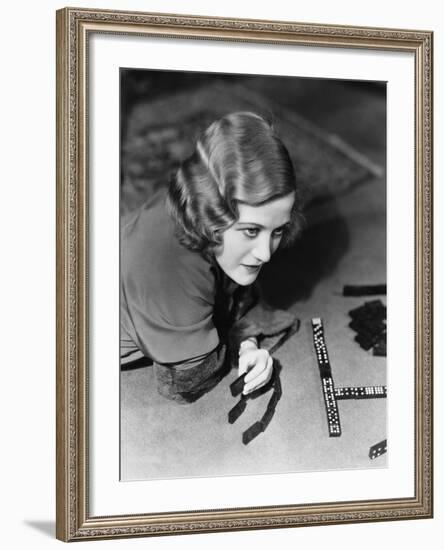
[23,520,55,538]
[259,195,350,308]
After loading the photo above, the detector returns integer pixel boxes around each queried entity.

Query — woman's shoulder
[122,189,216,305]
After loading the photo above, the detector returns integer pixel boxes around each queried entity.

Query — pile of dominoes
[348,299,386,356]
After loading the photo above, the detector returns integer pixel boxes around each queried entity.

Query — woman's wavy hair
[166,111,304,259]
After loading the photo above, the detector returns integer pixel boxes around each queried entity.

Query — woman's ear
[212,229,222,246]
[211,230,224,257]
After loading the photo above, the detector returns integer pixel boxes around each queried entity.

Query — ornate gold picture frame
[56,7,433,542]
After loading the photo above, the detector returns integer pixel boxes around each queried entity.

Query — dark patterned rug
[121,82,383,218]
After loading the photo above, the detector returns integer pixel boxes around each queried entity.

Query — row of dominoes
[229,366,283,445]
[242,375,282,445]
[322,378,341,435]
[311,318,342,437]
[312,320,331,374]
[335,385,387,400]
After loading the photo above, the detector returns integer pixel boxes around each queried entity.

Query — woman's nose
[252,234,272,263]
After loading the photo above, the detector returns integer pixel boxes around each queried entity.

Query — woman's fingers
[238,349,259,376]
[242,353,273,395]
[243,353,270,383]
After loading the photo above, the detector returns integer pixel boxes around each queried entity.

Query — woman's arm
[153,344,227,403]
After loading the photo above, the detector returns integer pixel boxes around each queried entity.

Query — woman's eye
[243,228,259,238]
[272,227,285,238]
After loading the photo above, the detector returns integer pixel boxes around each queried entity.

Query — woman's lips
[242,264,262,273]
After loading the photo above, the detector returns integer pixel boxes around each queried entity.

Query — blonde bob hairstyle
[166,111,304,258]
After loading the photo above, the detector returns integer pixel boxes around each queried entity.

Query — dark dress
[120,189,239,400]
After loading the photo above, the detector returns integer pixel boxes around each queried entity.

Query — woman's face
[215,193,295,286]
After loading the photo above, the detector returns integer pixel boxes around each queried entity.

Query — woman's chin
[229,267,261,286]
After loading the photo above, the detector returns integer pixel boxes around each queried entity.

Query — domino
[373,333,387,357]
[274,368,283,399]
[242,421,263,445]
[230,372,247,397]
[349,300,386,322]
[268,320,301,355]
[354,333,375,351]
[369,439,387,459]
[343,284,387,297]
[268,388,281,410]
[228,396,247,424]
[260,404,276,431]
[349,318,386,338]
[334,386,387,400]
[311,318,342,437]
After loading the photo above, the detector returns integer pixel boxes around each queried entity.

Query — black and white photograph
[119,69,388,481]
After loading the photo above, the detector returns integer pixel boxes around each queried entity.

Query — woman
[120,112,303,403]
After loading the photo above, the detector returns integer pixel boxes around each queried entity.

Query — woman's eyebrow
[236,222,264,228]
[236,220,291,228]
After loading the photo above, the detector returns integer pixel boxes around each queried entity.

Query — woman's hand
[238,338,273,395]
